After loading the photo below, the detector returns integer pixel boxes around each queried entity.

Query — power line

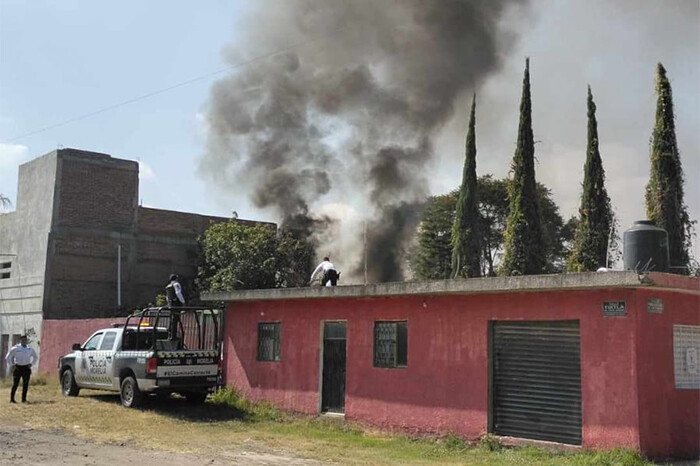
[3,25,353,143]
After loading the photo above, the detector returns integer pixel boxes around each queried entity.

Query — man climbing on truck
[165,274,185,306]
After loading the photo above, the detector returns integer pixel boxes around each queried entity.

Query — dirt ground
[0,426,324,465]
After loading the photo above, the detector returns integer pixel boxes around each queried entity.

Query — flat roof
[201,271,700,302]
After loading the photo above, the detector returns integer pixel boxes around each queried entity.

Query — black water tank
[623,220,669,272]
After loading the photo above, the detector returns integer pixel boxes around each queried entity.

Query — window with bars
[257,322,281,362]
[374,321,407,368]
[0,261,10,279]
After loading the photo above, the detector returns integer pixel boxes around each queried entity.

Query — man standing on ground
[311,257,339,286]
[5,335,38,403]
[165,274,186,307]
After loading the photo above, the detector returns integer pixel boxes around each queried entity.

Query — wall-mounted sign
[674,325,700,389]
[647,298,664,314]
[603,301,626,316]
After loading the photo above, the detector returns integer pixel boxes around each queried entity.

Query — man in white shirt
[5,335,38,403]
[310,257,339,287]
[165,274,186,306]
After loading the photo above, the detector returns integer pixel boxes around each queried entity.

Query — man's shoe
[10,400,16,404]
[21,400,27,403]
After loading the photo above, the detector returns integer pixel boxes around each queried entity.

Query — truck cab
[58,307,221,407]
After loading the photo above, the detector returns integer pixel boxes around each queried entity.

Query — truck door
[94,331,118,389]
[75,332,103,388]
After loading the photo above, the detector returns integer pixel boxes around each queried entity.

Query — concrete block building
[0,148,268,372]
[199,272,699,458]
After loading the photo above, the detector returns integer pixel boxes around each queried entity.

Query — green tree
[197,218,278,292]
[411,177,570,279]
[412,193,456,280]
[567,86,617,272]
[500,58,546,276]
[477,176,509,276]
[276,229,316,287]
[451,94,481,278]
[645,63,694,272]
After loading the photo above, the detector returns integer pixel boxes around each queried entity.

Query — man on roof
[311,257,339,287]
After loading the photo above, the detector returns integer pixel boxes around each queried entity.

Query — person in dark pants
[5,335,38,403]
[310,257,339,286]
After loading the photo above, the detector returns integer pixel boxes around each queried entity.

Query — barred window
[257,322,281,361]
[374,321,407,368]
[0,261,10,279]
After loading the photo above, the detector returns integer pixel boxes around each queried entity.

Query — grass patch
[0,373,51,388]
[209,387,286,422]
[0,384,656,465]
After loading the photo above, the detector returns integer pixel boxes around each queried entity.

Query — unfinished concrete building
[0,148,267,371]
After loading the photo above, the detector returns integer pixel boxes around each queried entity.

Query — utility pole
[117,244,122,309]
[363,222,368,285]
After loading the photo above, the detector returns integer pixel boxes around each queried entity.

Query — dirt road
[0,426,324,466]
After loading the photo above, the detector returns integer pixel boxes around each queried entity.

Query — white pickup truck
[58,307,221,407]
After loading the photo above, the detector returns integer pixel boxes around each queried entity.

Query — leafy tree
[645,63,694,272]
[567,86,617,272]
[196,215,316,292]
[276,229,316,287]
[197,217,278,292]
[451,94,481,278]
[412,177,570,279]
[412,193,455,280]
[500,58,546,276]
[478,176,509,276]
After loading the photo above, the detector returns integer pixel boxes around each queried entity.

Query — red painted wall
[635,289,700,459]
[223,288,648,450]
[39,318,125,374]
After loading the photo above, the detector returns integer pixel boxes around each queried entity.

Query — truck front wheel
[61,369,80,397]
[120,376,143,408]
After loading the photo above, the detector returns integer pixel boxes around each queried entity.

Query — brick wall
[56,154,138,232]
[40,149,273,320]
[138,207,228,236]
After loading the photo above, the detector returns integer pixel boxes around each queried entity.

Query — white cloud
[0,143,30,167]
[137,160,156,180]
[0,143,31,209]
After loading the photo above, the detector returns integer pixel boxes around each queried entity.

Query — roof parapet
[201,271,699,303]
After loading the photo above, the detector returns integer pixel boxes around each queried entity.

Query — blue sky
[1,1,699,265]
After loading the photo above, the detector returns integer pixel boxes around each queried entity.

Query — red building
[203,271,699,459]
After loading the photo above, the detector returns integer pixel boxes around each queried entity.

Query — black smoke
[200,0,528,282]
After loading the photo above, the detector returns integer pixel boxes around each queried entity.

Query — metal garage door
[491,320,582,445]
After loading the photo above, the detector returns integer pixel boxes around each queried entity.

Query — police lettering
[162,359,182,365]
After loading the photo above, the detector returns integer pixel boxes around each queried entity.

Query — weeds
[479,433,503,452]
[0,373,50,388]
[209,386,285,422]
[0,384,657,465]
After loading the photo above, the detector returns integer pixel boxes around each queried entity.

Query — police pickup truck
[58,307,221,408]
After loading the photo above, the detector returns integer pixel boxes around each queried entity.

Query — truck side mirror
[72,343,82,351]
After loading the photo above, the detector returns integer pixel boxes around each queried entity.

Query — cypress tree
[645,63,692,272]
[451,94,481,278]
[567,86,616,272]
[499,58,546,276]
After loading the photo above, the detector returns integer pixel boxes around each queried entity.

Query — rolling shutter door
[492,320,582,445]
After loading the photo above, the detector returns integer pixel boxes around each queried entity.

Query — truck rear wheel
[61,369,80,397]
[120,376,143,408]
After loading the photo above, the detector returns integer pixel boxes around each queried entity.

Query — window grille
[374,321,407,368]
[0,261,10,280]
[257,322,281,361]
